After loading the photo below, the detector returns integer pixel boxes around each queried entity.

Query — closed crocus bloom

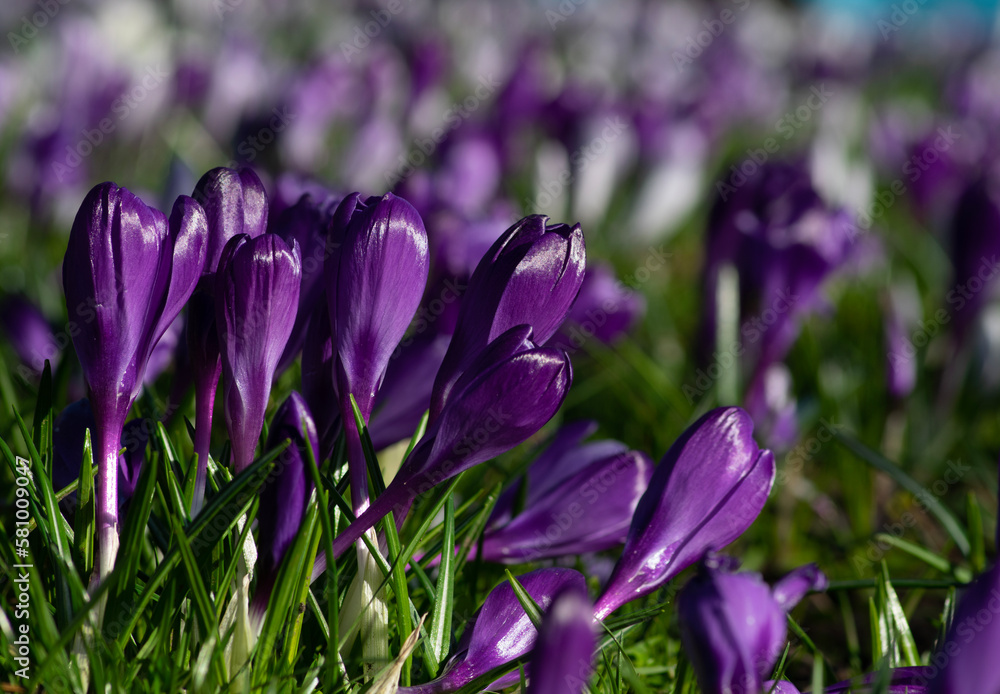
[63,184,207,578]
[594,407,775,619]
[526,583,595,694]
[251,391,317,622]
[677,558,827,694]
[327,192,429,509]
[318,325,572,568]
[216,233,301,473]
[429,215,585,420]
[187,167,269,512]
[400,568,588,694]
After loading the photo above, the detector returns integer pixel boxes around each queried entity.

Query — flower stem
[191,362,220,516]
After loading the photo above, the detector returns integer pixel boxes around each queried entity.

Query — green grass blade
[834,433,971,556]
[425,496,456,674]
[74,427,95,576]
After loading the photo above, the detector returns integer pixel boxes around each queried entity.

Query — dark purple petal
[216,233,301,472]
[369,329,451,450]
[677,561,788,694]
[763,681,802,694]
[322,328,571,566]
[301,298,340,462]
[480,450,653,563]
[192,167,269,272]
[401,568,587,694]
[527,583,595,694]
[772,563,828,610]
[595,407,775,618]
[273,190,343,372]
[928,562,1000,694]
[329,192,429,420]
[430,215,585,419]
[252,391,318,618]
[0,295,61,379]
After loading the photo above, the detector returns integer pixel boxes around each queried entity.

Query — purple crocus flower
[677,556,828,694]
[251,391,317,622]
[326,192,429,510]
[429,215,585,420]
[475,426,653,564]
[215,233,301,474]
[400,568,587,694]
[187,167,269,511]
[593,407,775,619]
[63,184,207,577]
[316,325,572,569]
[0,294,61,381]
[526,582,595,694]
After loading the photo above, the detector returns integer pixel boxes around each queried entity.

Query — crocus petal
[677,562,788,694]
[595,407,775,619]
[216,233,301,472]
[480,450,653,563]
[763,681,802,694]
[928,562,1000,694]
[149,195,209,347]
[273,190,342,372]
[430,215,585,419]
[548,262,645,349]
[321,327,572,568]
[527,583,595,694]
[192,166,268,272]
[330,192,429,419]
[252,391,318,619]
[772,563,828,610]
[400,568,587,694]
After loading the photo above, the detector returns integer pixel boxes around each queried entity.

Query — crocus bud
[0,294,61,380]
[63,183,207,578]
[327,192,429,509]
[192,166,269,271]
[526,583,595,694]
[251,391,317,621]
[320,325,572,568]
[187,167,269,512]
[216,233,301,473]
[594,407,775,619]
[927,562,1000,694]
[430,215,585,420]
[478,444,652,564]
[400,568,588,694]
[677,557,827,694]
